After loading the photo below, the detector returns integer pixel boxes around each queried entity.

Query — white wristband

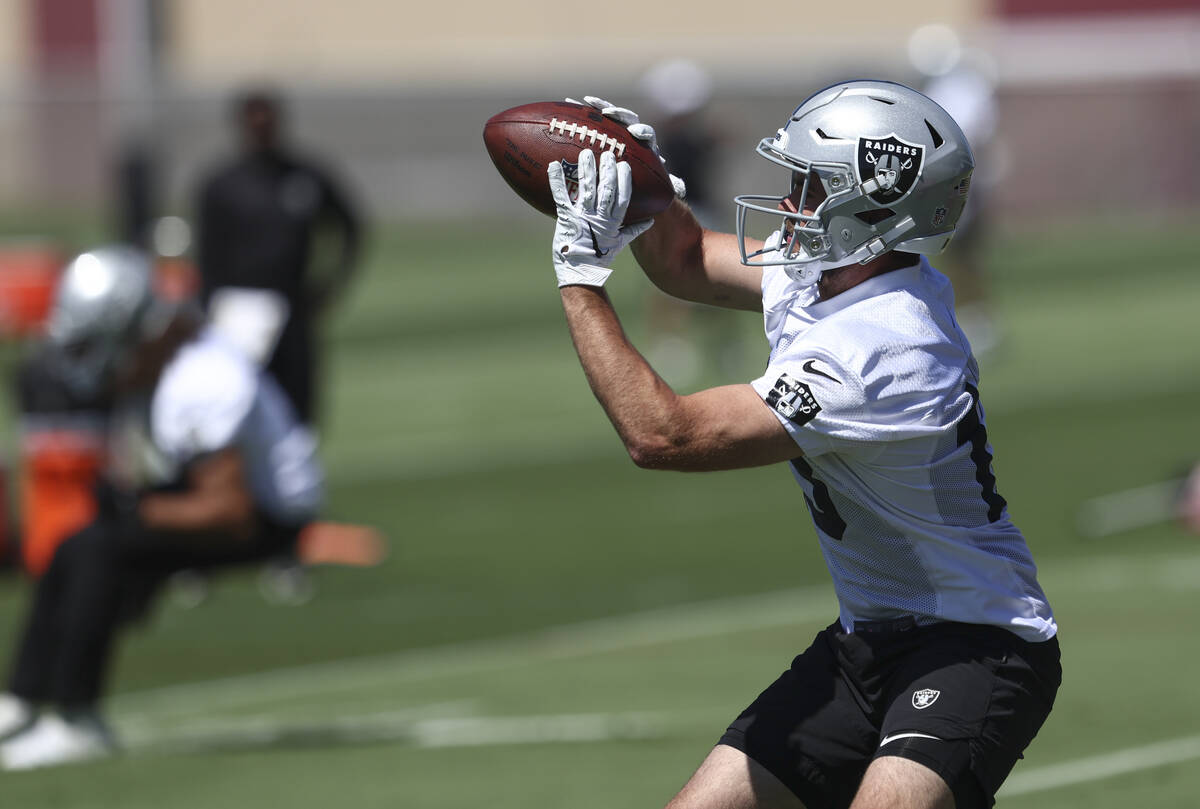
[555,262,613,288]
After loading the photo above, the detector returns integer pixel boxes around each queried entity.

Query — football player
[547,81,1059,809]
[0,246,323,769]
[9,342,111,577]
[193,89,364,427]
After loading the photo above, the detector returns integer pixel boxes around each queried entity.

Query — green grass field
[1,212,1198,807]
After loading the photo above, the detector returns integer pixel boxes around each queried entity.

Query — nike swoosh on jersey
[802,359,841,384]
[879,732,942,748]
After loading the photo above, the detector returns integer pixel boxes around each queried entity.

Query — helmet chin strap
[779,215,917,285]
[782,250,859,286]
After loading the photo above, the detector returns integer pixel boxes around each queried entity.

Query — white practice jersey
[750,259,1055,641]
[151,328,324,524]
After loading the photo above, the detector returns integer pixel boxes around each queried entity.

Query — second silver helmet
[45,246,162,396]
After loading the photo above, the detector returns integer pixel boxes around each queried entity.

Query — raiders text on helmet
[735,80,975,285]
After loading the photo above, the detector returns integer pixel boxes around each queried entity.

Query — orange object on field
[20,434,104,577]
[297,522,387,567]
[154,256,200,303]
[0,243,65,337]
[0,246,198,340]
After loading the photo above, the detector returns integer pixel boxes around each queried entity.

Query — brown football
[482,101,675,225]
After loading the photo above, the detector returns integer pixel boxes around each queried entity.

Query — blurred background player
[10,342,111,578]
[0,241,96,575]
[637,59,747,386]
[0,246,324,769]
[908,24,1003,356]
[638,59,721,227]
[193,88,364,427]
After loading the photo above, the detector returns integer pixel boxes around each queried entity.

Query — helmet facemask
[735,137,858,285]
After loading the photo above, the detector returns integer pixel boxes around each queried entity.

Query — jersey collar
[801,257,929,319]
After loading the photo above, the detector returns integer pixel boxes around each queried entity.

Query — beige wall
[2,1,1194,219]
[0,0,29,83]
[0,0,30,204]
[169,0,990,85]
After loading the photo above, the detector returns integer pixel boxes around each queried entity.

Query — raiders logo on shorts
[912,688,941,709]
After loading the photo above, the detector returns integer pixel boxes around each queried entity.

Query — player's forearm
[138,489,256,538]
[630,199,710,302]
[559,285,691,469]
[631,200,761,311]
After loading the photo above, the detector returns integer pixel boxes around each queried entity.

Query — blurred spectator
[639,58,721,226]
[909,24,1002,356]
[0,246,323,769]
[114,139,158,250]
[193,88,363,426]
[638,59,745,385]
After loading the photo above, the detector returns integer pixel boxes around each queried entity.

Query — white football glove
[566,95,687,199]
[548,148,653,288]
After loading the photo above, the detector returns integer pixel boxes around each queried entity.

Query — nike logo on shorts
[879,731,942,748]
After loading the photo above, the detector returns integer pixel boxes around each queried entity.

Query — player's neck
[118,315,201,393]
[816,253,920,301]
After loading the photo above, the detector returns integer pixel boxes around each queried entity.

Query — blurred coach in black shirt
[195,89,363,426]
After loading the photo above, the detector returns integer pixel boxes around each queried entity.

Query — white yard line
[1000,733,1200,797]
[121,703,1200,798]
[104,549,1200,796]
[114,583,836,720]
[113,548,1200,721]
[117,698,480,741]
[123,711,668,755]
[1075,478,1184,538]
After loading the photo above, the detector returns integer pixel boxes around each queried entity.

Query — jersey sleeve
[751,331,975,456]
[750,347,869,457]
[755,264,977,455]
[151,342,258,463]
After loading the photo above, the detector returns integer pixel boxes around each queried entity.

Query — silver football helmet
[44,246,169,396]
[735,80,975,285]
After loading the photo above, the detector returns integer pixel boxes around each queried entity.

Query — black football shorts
[718,619,1061,809]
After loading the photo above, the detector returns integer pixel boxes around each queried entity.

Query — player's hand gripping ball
[482,100,676,224]
[565,95,688,200]
[548,148,653,288]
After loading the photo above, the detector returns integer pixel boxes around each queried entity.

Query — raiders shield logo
[857,134,925,204]
[765,373,822,426]
[912,688,941,710]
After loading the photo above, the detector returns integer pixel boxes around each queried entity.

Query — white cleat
[0,693,35,740]
[0,711,116,770]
